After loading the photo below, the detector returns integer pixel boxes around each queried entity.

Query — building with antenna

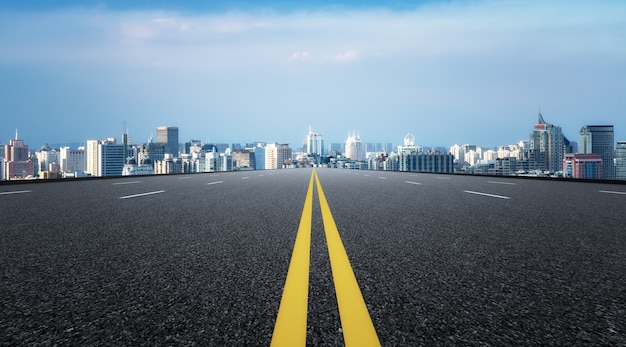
[305,127,324,156]
[3,130,34,180]
[528,112,567,173]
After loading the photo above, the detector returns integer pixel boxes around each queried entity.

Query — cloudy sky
[1,0,625,150]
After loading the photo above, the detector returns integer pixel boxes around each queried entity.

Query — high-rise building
[345,132,364,161]
[35,145,59,173]
[156,126,179,157]
[305,127,324,156]
[579,125,615,180]
[265,143,292,169]
[563,153,603,179]
[59,146,86,173]
[615,141,626,180]
[3,133,34,180]
[0,146,4,181]
[86,138,125,177]
[254,146,266,170]
[528,112,565,173]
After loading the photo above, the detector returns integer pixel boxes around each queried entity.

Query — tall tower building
[86,138,125,177]
[156,126,179,157]
[615,141,626,180]
[265,143,292,169]
[345,132,363,161]
[528,112,565,173]
[305,127,325,156]
[59,146,86,173]
[4,132,34,180]
[579,125,615,180]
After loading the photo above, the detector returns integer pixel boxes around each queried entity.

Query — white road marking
[113,181,141,185]
[487,181,517,185]
[599,190,626,195]
[364,174,370,177]
[207,181,224,185]
[378,177,387,180]
[0,190,32,195]
[177,176,192,180]
[119,190,165,199]
[258,174,264,177]
[436,177,451,180]
[464,190,511,199]
[241,177,250,180]
[405,181,422,185]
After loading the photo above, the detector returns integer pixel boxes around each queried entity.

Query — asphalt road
[1,168,625,346]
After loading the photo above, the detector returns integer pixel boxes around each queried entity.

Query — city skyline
[1,1,625,148]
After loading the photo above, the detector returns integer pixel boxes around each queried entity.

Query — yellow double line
[271,170,380,347]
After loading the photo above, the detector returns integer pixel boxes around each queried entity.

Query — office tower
[156,126,179,157]
[0,145,4,181]
[86,138,125,177]
[615,141,626,180]
[563,153,603,179]
[35,145,59,173]
[265,143,292,169]
[306,127,324,156]
[528,112,565,173]
[4,132,34,180]
[345,132,363,161]
[579,125,615,180]
[254,146,266,170]
[59,146,86,173]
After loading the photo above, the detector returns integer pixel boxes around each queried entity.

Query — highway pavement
[1,168,625,346]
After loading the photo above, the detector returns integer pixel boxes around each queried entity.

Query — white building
[35,145,59,173]
[265,143,292,169]
[345,133,364,161]
[397,133,422,154]
[59,146,86,173]
[306,127,325,156]
[86,138,125,177]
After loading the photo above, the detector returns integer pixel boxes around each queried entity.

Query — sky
[1,0,625,150]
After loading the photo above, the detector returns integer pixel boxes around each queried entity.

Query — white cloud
[333,49,361,63]
[290,51,311,60]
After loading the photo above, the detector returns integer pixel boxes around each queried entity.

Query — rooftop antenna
[15,128,18,140]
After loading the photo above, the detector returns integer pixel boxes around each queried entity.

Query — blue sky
[1,0,625,150]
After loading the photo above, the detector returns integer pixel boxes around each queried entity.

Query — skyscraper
[3,132,34,180]
[156,126,179,157]
[345,132,363,161]
[528,112,565,173]
[305,127,324,156]
[616,141,626,180]
[265,143,292,169]
[579,125,615,180]
[86,138,125,177]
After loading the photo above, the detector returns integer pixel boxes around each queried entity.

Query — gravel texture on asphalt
[1,169,626,346]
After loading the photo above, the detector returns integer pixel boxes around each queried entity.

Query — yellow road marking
[272,170,380,347]
[314,171,381,347]
[271,171,315,347]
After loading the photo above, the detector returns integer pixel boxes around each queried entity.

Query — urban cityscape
[2,112,625,181]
